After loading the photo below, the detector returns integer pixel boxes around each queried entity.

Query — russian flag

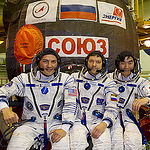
[110,94,118,102]
[60,4,96,21]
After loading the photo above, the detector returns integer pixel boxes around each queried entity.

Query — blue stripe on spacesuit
[98,83,104,87]
[0,95,7,98]
[25,83,63,87]
[0,99,9,105]
[127,84,137,87]
[52,83,63,86]
[76,79,83,83]
[26,84,36,87]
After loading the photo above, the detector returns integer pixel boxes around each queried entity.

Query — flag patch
[68,89,77,96]
[110,94,118,102]
[60,4,96,21]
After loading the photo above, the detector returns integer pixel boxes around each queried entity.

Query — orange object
[14,24,43,64]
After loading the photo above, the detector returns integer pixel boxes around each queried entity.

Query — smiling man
[70,51,119,150]
[0,48,77,150]
[109,50,150,150]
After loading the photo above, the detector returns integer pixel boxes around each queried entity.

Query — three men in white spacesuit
[0,48,77,150]
[70,51,119,150]
[109,50,150,150]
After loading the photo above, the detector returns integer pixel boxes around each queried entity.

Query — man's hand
[49,129,66,143]
[132,98,149,113]
[1,107,19,125]
[91,122,107,139]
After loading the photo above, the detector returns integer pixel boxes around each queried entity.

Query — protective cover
[14,24,43,64]
[6,0,139,80]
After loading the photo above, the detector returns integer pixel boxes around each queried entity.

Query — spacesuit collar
[84,71,102,80]
[118,72,134,81]
[36,71,55,81]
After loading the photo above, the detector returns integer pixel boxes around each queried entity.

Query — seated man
[0,48,77,150]
[109,50,150,150]
[70,51,119,150]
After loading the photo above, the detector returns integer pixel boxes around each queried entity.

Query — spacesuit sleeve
[0,73,25,110]
[62,74,78,127]
[137,79,150,105]
[102,80,119,128]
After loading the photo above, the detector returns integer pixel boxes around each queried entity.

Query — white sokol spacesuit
[70,51,119,150]
[108,52,150,150]
[0,48,77,150]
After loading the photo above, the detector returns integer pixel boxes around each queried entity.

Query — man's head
[36,48,61,76]
[85,51,106,76]
[115,50,137,77]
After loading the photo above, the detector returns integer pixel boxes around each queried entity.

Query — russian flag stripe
[61,11,96,20]
[61,5,96,13]
[111,98,117,101]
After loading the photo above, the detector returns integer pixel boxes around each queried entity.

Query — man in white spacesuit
[0,48,77,150]
[70,51,119,150]
[109,50,150,150]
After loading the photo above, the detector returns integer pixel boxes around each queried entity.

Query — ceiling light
[0,41,4,44]
[144,40,150,47]
[143,25,150,29]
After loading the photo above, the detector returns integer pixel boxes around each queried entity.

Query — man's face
[39,54,58,76]
[87,55,103,76]
[119,56,134,77]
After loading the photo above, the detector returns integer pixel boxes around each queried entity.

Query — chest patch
[81,97,89,104]
[40,104,50,110]
[96,98,104,105]
[118,97,125,104]
[26,101,34,111]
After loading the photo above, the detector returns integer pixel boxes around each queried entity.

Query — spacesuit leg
[70,122,89,150]
[111,118,124,150]
[91,124,111,150]
[124,122,142,150]
[7,124,39,150]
